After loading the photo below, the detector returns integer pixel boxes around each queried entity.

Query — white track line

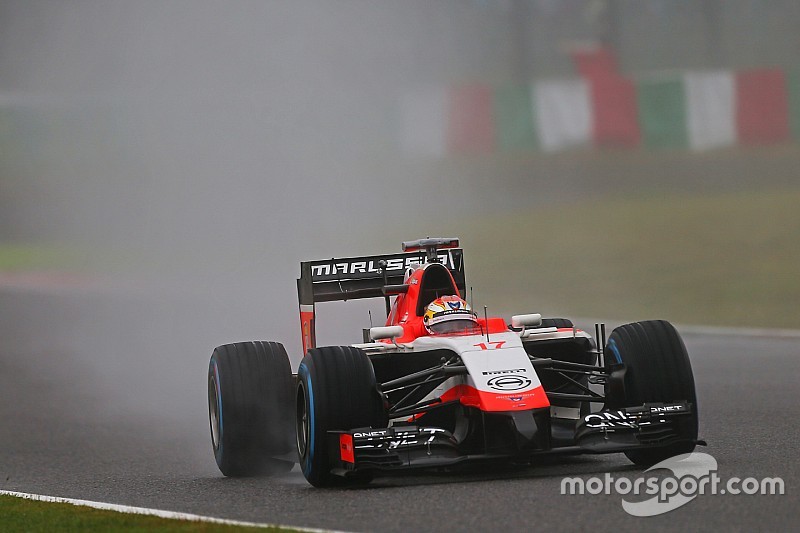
[573,318,800,340]
[676,324,800,339]
[0,490,345,532]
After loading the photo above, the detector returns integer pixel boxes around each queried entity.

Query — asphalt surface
[1,290,799,532]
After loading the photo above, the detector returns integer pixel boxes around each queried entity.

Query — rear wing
[297,248,466,353]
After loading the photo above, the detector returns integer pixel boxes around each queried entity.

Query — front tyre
[605,320,699,466]
[296,346,386,487]
[208,341,294,476]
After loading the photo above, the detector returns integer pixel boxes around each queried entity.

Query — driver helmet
[423,295,478,334]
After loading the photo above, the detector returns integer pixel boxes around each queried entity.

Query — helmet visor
[428,318,479,335]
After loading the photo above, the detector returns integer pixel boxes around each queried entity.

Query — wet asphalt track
[1,292,799,532]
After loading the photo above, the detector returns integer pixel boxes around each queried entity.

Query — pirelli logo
[309,250,462,281]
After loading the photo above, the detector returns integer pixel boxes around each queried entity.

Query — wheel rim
[296,382,309,459]
[208,373,220,450]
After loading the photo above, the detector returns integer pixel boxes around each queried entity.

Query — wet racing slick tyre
[208,341,294,477]
[605,320,699,467]
[296,346,387,487]
[539,318,574,329]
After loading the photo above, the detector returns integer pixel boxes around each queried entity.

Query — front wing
[327,402,696,477]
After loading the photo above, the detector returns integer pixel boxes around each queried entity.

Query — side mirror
[382,284,409,296]
[369,325,405,341]
[511,313,542,328]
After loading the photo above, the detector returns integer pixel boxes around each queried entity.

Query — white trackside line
[0,490,346,533]
[572,318,800,340]
[677,324,800,339]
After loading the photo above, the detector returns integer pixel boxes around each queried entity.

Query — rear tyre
[208,341,294,477]
[539,318,574,329]
[605,320,699,466]
[296,346,386,487]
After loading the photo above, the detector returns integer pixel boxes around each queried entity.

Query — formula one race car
[207,238,702,487]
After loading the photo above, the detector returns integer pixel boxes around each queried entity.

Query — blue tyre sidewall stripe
[607,338,623,364]
[298,362,315,477]
[210,359,224,459]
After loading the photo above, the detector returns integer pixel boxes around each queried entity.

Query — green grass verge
[0,495,292,532]
[0,244,88,273]
[4,188,799,330]
[0,242,144,276]
[429,188,800,329]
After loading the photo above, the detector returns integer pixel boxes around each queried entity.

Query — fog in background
[1,1,797,465]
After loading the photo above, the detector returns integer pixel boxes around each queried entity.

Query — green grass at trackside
[0,494,293,533]
[0,242,141,276]
[0,243,88,272]
[432,188,800,329]
[4,188,799,330]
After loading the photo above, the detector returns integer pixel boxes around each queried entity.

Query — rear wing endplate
[297,248,465,353]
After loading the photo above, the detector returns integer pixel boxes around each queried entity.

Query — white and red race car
[208,238,702,487]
